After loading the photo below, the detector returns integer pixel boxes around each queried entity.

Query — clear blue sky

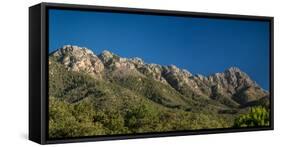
[48,9,270,90]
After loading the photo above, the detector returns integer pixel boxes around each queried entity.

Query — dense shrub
[48,58,270,138]
[49,97,106,138]
[233,107,270,127]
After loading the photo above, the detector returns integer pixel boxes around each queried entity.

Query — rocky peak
[209,67,258,92]
[53,45,95,57]
[102,50,113,56]
[194,74,209,82]
[98,50,114,63]
[226,67,242,73]
[161,65,197,93]
[129,57,144,67]
[49,45,268,106]
[163,65,192,78]
[204,67,266,104]
[98,50,139,73]
[225,67,256,85]
[166,65,180,74]
[50,45,104,78]
[137,63,168,84]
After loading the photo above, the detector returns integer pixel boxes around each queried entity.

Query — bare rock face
[161,65,267,104]
[50,45,104,78]
[207,67,267,104]
[137,63,168,84]
[162,65,192,88]
[49,45,268,106]
[98,50,136,72]
[98,50,114,64]
[162,65,210,96]
[208,67,257,94]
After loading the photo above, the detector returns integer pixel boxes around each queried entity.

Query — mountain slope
[48,45,270,138]
[50,45,268,107]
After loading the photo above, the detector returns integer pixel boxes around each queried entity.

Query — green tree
[233,106,270,127]
[49,97,106,138]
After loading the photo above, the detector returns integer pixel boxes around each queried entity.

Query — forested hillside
[48,45,270,139]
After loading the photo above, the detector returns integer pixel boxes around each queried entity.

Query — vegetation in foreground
[48,49,270,139]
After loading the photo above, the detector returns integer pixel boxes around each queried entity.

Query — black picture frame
[29,2,274,144]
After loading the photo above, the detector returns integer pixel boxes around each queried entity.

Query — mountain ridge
[48,45,270,138]
[49,45,268,106]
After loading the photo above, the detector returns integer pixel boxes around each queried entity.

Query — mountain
[50,45,268,107]
[48,45,270,138]
[50,45,104,78]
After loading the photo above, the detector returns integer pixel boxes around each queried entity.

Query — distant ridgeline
[48,45,270,138]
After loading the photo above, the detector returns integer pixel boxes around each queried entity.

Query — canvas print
[48,9,270,139]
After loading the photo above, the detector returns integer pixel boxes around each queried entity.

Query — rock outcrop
[50,45,104,78]
[50,45,268,106]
